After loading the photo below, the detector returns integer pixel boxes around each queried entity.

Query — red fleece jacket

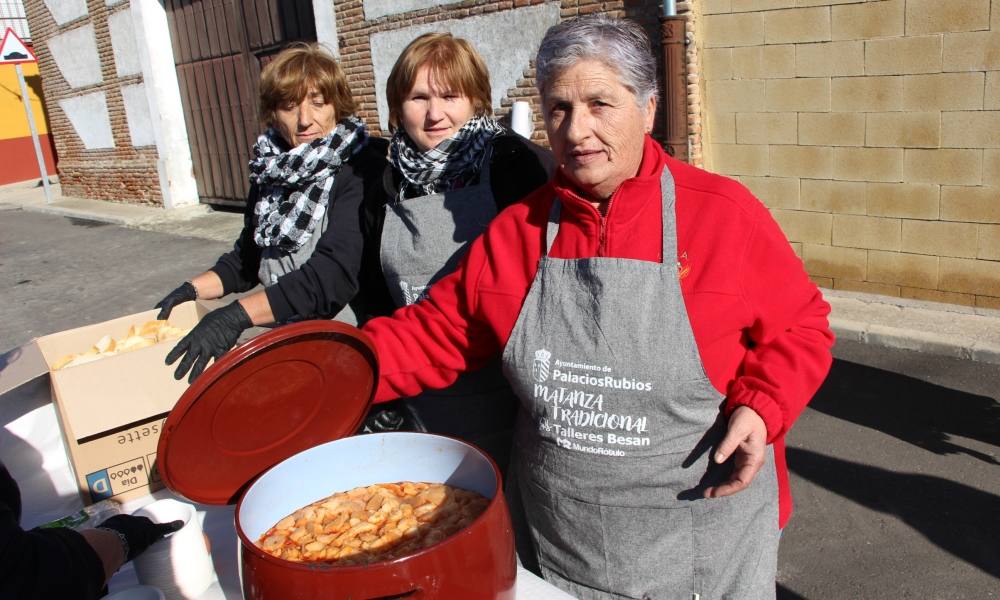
[363,136,834,527]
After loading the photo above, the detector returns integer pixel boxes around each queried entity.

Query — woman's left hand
[703,406,767,499]
[165,301,253,383]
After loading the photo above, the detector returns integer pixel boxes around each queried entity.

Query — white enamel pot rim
[235,431,503,572]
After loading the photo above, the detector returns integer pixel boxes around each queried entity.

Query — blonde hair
[259,43,356,127]
[386,32,492,130]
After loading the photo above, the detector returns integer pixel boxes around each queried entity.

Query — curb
[16,200,214,227]
[831,318,1000,366]
[17,202,136,226]
[0,181,216,228]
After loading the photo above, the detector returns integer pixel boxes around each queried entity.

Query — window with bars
[0,0,29,42]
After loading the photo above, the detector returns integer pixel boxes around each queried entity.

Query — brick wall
[333,0,676,147]
[699,0,1000,308]
[24,0,700,206]
[24,0,162,205]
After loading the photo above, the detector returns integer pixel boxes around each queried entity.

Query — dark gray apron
[501,168,779,599]
[258,209,329,287]
[379,149,518,473]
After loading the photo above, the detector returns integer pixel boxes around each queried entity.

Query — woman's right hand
[154,282,197,320]
[83,515,184,583]
[95,515,184,562]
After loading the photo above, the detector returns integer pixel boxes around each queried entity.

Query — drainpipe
[660,1,688,161]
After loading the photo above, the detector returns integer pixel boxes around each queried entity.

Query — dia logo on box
[86,457,150,500]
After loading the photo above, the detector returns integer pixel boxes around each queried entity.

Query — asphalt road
[0,205,232,350]
[2,206,998,598]
[779,340,1000,599]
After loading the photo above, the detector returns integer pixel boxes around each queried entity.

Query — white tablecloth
[1,376,575,599]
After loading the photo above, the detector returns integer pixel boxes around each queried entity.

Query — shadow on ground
[809,359,1000,465]
[788,359,1000,580]
[776,584,807,599]
[788,447,999,578]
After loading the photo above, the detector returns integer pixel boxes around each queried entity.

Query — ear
[643,94,657,133]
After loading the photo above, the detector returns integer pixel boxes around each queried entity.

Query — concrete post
[130,0,199,209]
[312,0,339,58]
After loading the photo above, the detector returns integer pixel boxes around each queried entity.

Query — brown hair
[386,32,492,130]
[259,43,355,127]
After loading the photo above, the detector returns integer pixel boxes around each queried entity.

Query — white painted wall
[59,92,114,149]
[369,2,560,131]
[46,24,102,88]
[108,7,141,77]
[42,0,87,26]
[364,0,445,20]
[120,83,154,147]
[312,0,339,58]
[131,0,199,208]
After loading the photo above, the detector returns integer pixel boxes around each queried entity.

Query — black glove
[96,514,184,562]
[154,281,197,320]
[165,301,253,383]
[360,407,407,433]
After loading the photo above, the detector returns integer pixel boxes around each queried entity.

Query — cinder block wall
[23,0,162,204]
[698,0,1000,308]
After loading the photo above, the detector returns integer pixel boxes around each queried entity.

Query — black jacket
[209,139,389,324]
[0,461,106,600]
[352,133,555,324]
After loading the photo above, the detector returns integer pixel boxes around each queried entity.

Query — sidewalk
[0,179,243,243]
[4,178,1000,365]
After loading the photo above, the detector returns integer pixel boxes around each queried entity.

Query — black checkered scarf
[389,114,504,199]
[248,116,368,250]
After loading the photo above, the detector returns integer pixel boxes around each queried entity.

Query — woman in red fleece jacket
[363,15,833,599]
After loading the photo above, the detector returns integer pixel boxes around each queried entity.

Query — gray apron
[258,210,329,287]
[501,168,780,599]
[379,150,518,473]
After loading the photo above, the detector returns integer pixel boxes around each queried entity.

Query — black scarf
[389,114,504,199]
[248,115,368,250]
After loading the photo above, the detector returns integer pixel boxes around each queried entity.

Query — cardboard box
[24,303,209,503]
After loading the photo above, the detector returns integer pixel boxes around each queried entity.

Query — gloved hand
[165,301,253,383]
[154,281,197,320]
[96,514,184,562]
[360,407,406,433]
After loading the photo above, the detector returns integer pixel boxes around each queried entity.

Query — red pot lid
[156,320,377,505]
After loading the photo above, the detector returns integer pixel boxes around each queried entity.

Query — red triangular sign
[0,27,36,65]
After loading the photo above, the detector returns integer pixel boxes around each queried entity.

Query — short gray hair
[535,15,658,109]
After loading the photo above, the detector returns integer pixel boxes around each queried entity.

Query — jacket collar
[551,135,667,227]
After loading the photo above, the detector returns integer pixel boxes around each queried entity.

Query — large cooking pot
[156,321,516,599]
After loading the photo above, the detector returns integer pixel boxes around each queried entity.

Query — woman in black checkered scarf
[155,43,388,383]
[355,32,555,473]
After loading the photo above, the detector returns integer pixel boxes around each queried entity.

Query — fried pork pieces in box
[50,319,191,370]
[256,482,490,566]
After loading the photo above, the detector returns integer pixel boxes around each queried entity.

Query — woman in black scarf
[354,33,554,474]
[157,44,386,381]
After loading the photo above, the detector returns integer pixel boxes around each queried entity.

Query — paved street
[779,339,999,599]
[2,205,998,598]
[0,204,235,349]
